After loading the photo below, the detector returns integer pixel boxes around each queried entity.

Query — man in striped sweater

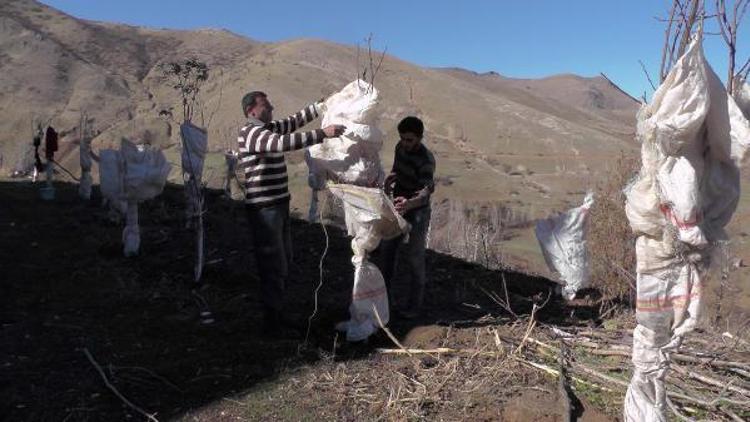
[238,91,345,337]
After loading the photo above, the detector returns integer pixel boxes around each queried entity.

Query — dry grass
[586,152,639,309]
[428,199,531,270]
[236,321,563,421]
[184,304,750,421]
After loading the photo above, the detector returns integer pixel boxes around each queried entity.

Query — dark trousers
[247,202,292,313]
[379,206,431,309]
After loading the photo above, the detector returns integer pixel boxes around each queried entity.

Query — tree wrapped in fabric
[160,58,211,283]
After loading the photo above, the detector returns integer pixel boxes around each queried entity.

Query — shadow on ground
[0,180,597,421]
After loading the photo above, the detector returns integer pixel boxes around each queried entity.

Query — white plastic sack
[734,78,750,120]
[180,123,207,224]
[99,149,126,214]
[337,261,390,342]
[224,149,241,199]
[100,140,170,256]
[624,173,664,238]
[121,139,171,202]
[535,192,594,300]
[656,156,706,246]
[180,123,207,181]
[306,80,385,220]
[328,183,410,341]
[623,34,750,422]
[180,123,207,281]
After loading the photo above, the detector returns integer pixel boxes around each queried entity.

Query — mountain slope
[0,0,639,215]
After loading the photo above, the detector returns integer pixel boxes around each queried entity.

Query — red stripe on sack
[659,204,702,229]
[353,287,387,301]
[636,292,701,312]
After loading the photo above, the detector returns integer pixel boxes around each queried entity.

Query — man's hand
[323,125,346,138]
[384,173,397,187]
[393,196,410,214]
[383,173,397,194]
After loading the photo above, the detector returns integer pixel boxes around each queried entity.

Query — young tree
[160,58,211,284]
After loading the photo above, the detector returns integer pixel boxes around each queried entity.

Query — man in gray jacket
[381,116,435,319]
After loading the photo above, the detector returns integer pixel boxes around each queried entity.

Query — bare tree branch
[370,47,387,88]
[738,0,749,23]
[716,0,732,47]
[677,0,702,58]
[715,0,748,92]
[660,1,679,81]
[640,60,658,91]
[667,7,687,76]
[83,348,159,422]
[738,56,750,79]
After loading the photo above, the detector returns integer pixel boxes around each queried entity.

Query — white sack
[339,261,390,342]
[535,192,594,300]
[328,183,410,341]
[306,80,385,220]
[101,140,170,256]
[733,78,750,120]
[623,34,750,422]
[99,149,126,214]
[656,156,706,246]
[120,139,171,202]
[180,123,208,181]
[180,123,207,281]
[224,149,242,199]
[180,123,207,223]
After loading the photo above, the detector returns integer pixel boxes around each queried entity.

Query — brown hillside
[1,0,638,215]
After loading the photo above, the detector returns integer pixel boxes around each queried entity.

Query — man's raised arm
[266,103,323,135]
[239,123,344,154]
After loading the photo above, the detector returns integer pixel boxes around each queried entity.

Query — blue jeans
[379,206,431,309]
[246,202,292,312]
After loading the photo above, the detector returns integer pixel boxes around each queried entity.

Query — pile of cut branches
[373,310,750,420]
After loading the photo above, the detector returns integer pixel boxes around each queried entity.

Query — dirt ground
[1,180,616,421]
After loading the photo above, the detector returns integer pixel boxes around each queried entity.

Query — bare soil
[1,180,614,421]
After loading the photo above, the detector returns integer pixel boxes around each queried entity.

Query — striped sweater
[237,104,325,208]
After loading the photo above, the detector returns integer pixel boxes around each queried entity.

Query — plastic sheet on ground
[623,34,750,422]
[328,183,410,342]
[535,192,594,300]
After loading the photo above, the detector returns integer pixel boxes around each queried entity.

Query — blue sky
[42,1,749,98]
